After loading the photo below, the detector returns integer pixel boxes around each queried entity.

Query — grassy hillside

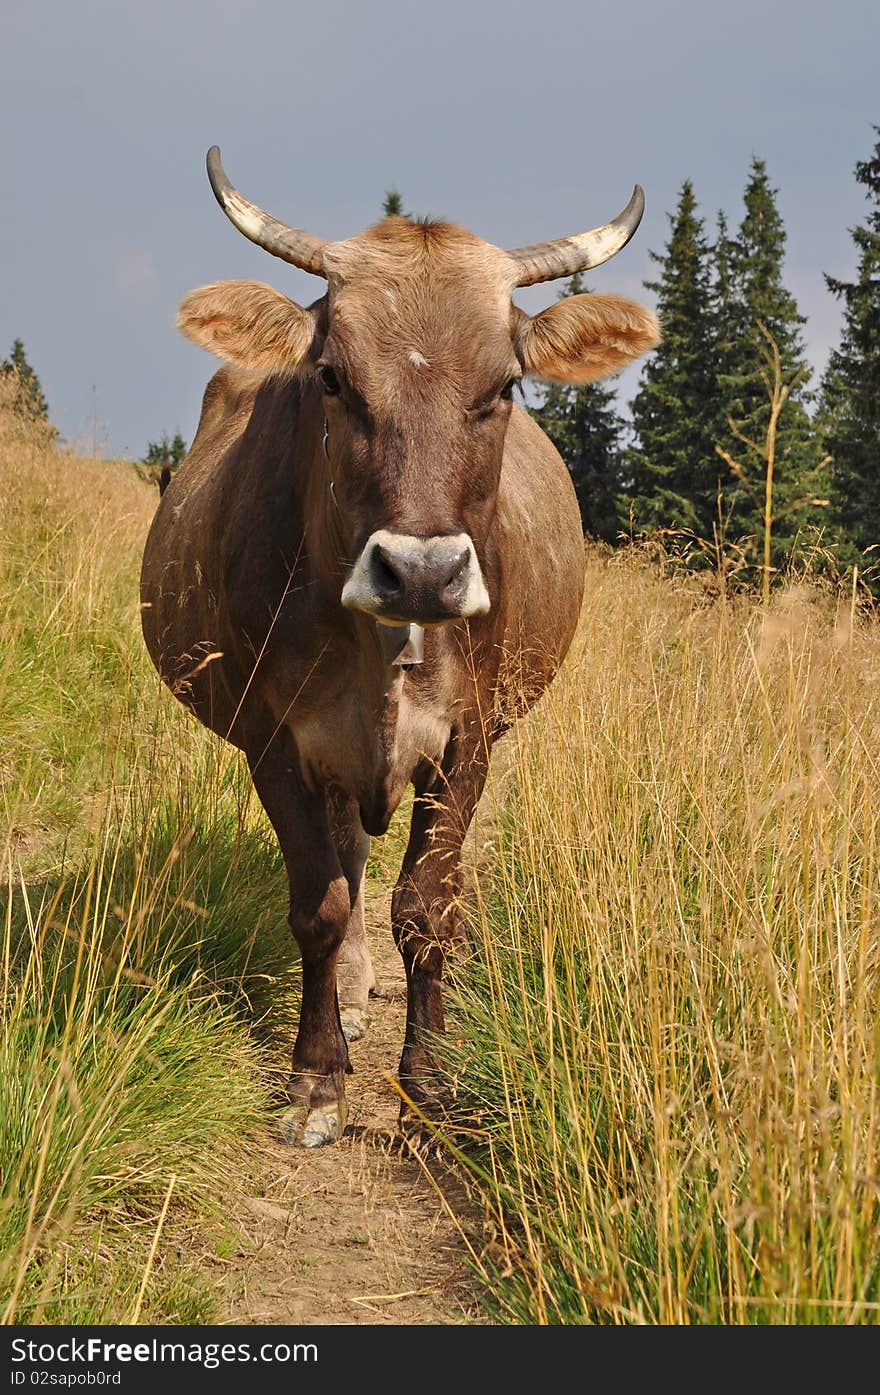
[449,552,880,1323]
[0,383,296,1323]
[4,376,880,1325]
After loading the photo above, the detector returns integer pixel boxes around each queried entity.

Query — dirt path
[209,892,484,1325]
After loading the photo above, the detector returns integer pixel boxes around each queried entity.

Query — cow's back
[491,404,585,719]
[140,368,264,743]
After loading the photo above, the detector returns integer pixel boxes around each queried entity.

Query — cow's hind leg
[392,723,490,1129]
[328,790,375,1044]
[248,743,351,1147]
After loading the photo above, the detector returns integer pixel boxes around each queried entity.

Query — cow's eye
[318,365,341,396]
[499,378,518,401]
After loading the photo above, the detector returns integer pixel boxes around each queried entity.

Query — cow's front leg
[392,726,490,1127]
[327,789,375,1044]
[248,745,351,1147]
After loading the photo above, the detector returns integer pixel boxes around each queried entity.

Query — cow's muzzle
[341,530,490,624]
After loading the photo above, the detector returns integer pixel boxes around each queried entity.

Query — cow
[140,147,659,1147]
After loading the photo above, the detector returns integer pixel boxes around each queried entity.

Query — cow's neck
[278,392,433,794]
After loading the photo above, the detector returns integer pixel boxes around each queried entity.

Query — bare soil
[207,893,485,1326]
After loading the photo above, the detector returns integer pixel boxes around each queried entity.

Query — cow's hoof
[397,1075,454,1138]
[277,1099,348,1148]
[340,1006,368,1043]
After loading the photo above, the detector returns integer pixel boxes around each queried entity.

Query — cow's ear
[177,281,318,375]
[517,294,660,384]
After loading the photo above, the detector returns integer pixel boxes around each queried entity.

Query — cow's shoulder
[171,368,267,506]
[194,366,262,442]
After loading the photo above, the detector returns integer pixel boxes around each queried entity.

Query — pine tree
[820,128,880,565]
[143,432,187,472]
[626,181,720,536]
[713,211,739,418]
[1,339,50,422]
[382,189,405,217]
[529,272,625,542]
[718,158,826,561]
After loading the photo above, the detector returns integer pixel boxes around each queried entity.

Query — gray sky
[2,0,877,458]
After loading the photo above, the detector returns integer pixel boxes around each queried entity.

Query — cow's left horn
[206,146,328,278]
[507,186,645,287]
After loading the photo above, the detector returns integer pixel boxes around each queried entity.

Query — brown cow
[140,148,659,1147]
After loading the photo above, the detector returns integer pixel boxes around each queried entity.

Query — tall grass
[8,372,880,1325]
[450,552,880,1323]
[0,382,292,1323]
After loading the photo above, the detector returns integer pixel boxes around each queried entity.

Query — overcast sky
[2,0,877,458]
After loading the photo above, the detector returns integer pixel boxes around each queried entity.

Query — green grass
[0,384,293,1323]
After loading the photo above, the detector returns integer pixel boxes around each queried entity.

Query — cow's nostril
[372,546,403,596]
[442,548,469,589]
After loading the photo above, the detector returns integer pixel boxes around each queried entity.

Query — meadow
[452,549,880,1322]
[2,380,880,1324]
[0,380,293,1322]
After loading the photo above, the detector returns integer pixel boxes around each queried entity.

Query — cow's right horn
[507,186,645,287]
[206,147,328,278]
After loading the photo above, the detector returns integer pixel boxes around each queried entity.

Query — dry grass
[5,371,879,1324]
[449,550,880,1323]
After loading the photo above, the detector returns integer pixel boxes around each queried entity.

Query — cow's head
[179,148,659,626]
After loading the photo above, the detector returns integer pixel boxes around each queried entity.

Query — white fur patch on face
[407,349,430,368]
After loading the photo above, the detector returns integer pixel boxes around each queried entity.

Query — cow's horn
[206,146,328,278]
[507,186,645,287]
